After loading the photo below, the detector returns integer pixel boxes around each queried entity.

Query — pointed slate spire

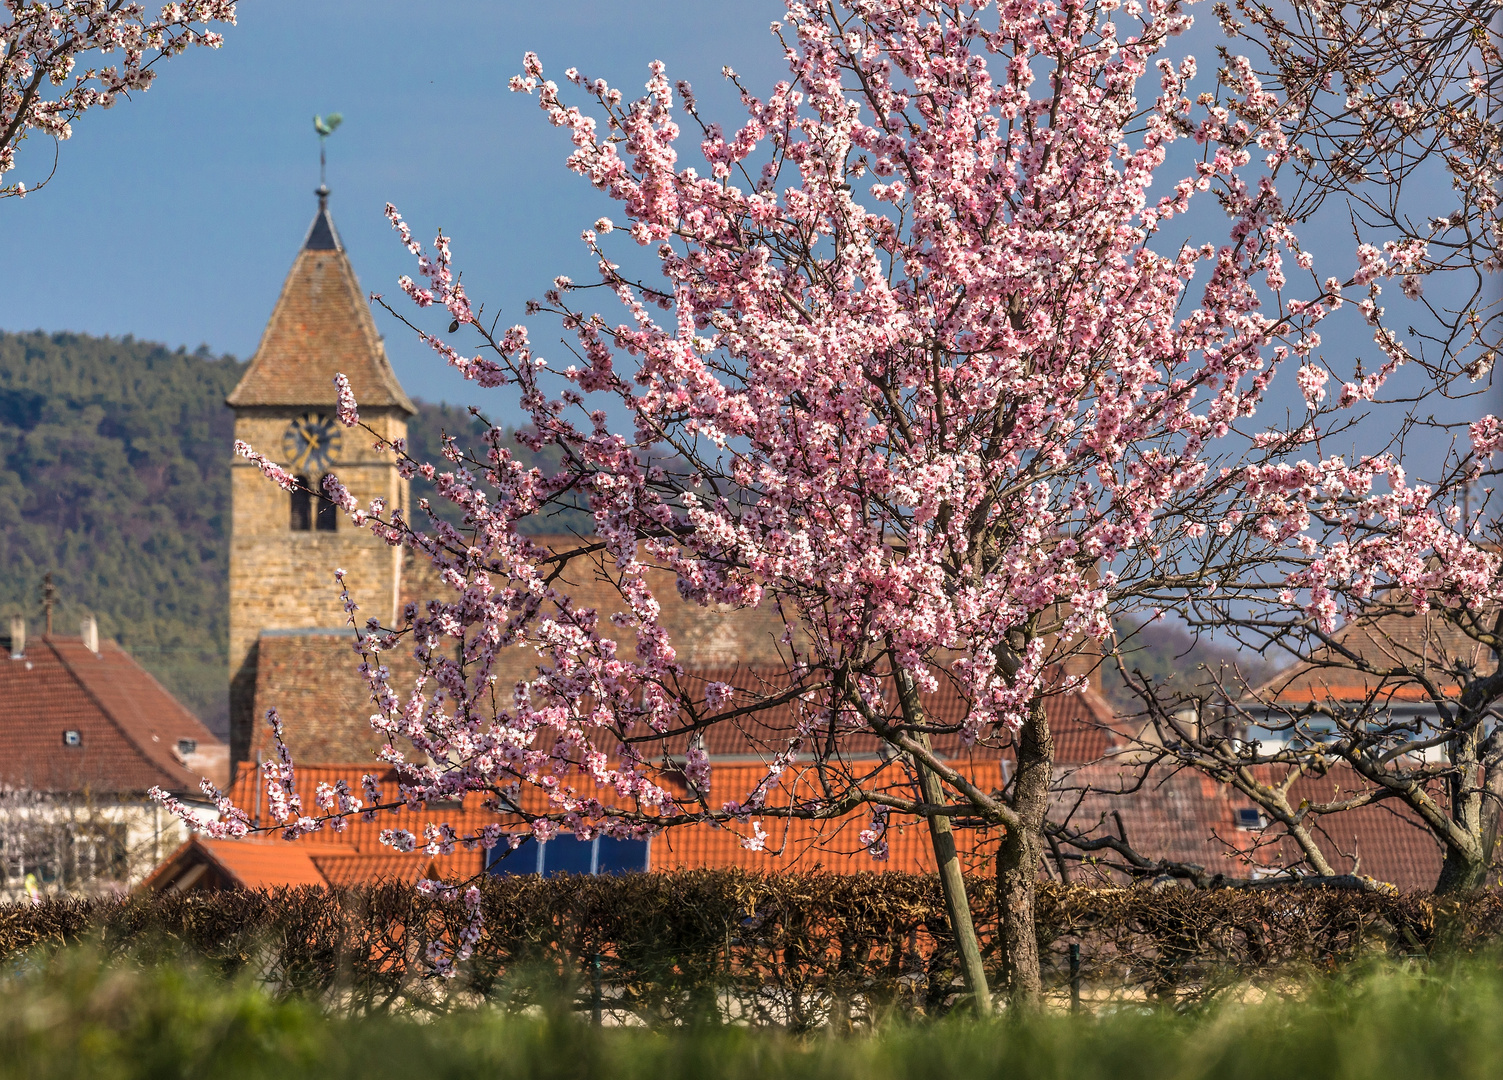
[227,188,416,414]
[303,184,340,251]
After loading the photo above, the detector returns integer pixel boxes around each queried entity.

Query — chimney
[8,616,22,659]
[80,615,99,654]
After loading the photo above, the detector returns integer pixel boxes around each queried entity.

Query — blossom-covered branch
[1,1,236,198]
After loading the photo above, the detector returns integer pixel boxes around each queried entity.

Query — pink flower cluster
[1,2,236,197]
[334,373,359,427]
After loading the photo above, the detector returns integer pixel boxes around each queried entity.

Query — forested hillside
[0,331,541,737]
[0,332,244,733]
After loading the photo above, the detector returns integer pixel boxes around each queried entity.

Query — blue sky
[0,0,1487,433]
[0,0,787,407]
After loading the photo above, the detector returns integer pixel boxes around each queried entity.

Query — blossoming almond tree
[1,1,236,199]
[190,0,1456,1004]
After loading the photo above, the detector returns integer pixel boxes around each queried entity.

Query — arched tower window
[290,476,312,531]
[315,474,338,532]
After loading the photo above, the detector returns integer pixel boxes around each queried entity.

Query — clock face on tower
[282,412,343,473]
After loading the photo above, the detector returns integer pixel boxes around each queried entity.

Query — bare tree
[1217,0,1500,381]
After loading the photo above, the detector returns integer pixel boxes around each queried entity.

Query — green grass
[2,951,1501,1080]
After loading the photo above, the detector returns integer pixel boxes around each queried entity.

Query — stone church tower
[225,188,415,767]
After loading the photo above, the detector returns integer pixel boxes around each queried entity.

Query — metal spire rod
[313,112,343,196]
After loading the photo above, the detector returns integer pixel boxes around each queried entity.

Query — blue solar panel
[595,836,650,875]
[541,834,596,877]
[486,833,651,877]
[486,836,542,876]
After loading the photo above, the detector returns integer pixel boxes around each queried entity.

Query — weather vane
[313,112,343,191]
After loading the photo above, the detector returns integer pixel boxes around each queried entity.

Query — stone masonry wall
[228,406,409,765]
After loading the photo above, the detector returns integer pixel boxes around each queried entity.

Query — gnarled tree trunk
[997,698,1053,1007]
[1435,721,1503,894]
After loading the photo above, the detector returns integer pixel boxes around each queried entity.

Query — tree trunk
[1435,845,1490,893]
[997,698,1053,1008]
[1433,715,1500,895]
[914,739,993,1015]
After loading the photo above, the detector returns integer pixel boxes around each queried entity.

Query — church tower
[225,187,416,767]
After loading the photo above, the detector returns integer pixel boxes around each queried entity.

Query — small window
[177,738,197,756]
[315,474,338,531]
[1236,807,1264,830]
[62,730,81,747]
[290,476,312,531]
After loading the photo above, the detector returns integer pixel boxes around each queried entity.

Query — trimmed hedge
[3,872,1499,1024]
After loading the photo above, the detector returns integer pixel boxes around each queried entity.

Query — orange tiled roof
[309,850,446,887]
[0,635,226,794]
[226,763,489,880]
[214,759,988,881]
[1259,604,1493,706]
[227,194,415,413]
[142,836,328,891]
[195,755,1447,891]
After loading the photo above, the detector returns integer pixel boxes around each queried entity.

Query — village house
[0,612,225,899]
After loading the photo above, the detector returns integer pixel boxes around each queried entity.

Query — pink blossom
[0,3,237,198]
[334,373,359,427]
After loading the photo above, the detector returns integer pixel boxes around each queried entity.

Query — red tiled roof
[0,636,226,795]
[1258,605,1493,705]
[227,198,415,413]
[1052,763,1272,880]
[142,836,328,892]
[247,631,384,764]
[1052,761,1446,891]
[1278,765,1442,891]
